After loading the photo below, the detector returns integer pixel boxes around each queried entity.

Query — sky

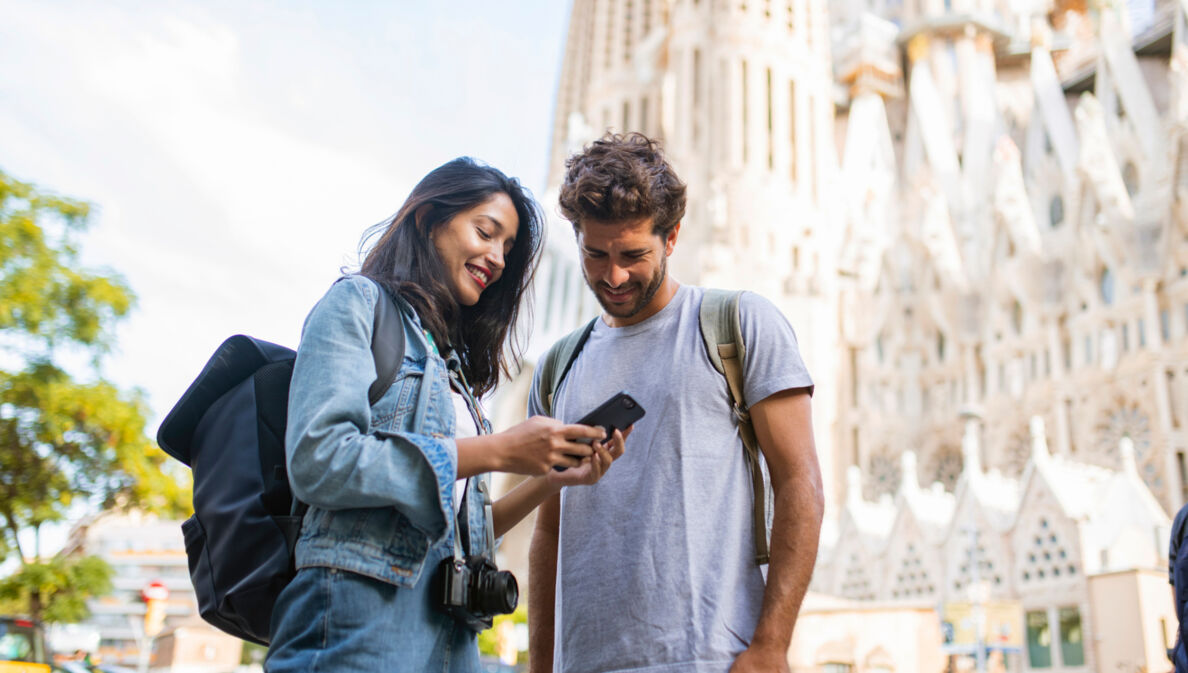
[0,0,570,419]
[0,0,571,550]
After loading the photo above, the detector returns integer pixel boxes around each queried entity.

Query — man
[527,133,824,673]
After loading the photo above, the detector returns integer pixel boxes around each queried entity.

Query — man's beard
[586,255,667,321]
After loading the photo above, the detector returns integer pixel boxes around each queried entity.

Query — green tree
[0,168,189,622]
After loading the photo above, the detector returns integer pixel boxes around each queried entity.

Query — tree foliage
[0,168,189,622]
[0,556,113,624]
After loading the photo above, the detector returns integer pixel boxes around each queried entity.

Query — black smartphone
[553,391,646,471]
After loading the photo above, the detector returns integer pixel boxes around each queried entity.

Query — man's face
[577,217,679,327]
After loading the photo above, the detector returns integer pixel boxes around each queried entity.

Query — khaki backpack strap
[535,318,599,417]
[700,289,769,565]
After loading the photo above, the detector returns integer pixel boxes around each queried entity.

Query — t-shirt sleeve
[738,291,814,407]
[527,359,547,417]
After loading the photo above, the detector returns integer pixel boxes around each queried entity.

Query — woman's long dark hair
[359,157,543,396]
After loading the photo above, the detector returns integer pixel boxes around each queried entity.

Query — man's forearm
[528,496,560,673]
[750,473,824,651]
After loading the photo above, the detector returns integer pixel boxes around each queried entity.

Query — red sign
[141,580,169,602]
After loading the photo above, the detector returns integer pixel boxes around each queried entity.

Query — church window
[1084,335,1092,365]
[1122,161,1139,198]
[1100,267,1115,305]
[766,67,774,170]
[1139,319,1147,347]
[1122,323,1130,352]
[603,0,614,69]
[1048,194,1064,227]
[624,0,634,62]
[1012,301,1023,334]
[622,101,631,132]
[789,79,798,182]
[1027,610,1053,668]
[1059,607,1085,666]
[1162,309,1171,342]
[1177,138,1188,194]
[937,332,946,361]
[741,60,750,165]
[692,49,701,141]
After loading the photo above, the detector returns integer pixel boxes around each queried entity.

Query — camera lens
[474,569,519,615]
[623,397,636,409]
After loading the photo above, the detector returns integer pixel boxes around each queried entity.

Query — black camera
[433,554,518,631]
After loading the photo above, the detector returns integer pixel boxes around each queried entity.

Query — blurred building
[60,512,241,671]
[493,0,1188,671]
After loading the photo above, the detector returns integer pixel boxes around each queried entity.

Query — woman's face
[431,192,520,306]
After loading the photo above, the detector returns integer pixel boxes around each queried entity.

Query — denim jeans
[265,538,480,673]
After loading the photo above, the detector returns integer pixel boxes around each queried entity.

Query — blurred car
[51,663,134,673]
[0,617,50,673]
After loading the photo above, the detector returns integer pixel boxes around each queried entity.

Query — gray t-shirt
[528,284,813,673]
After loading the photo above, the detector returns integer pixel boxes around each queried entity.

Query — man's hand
[729,641,791,673]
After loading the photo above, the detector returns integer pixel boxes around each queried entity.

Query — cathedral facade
[496,0,1188,670]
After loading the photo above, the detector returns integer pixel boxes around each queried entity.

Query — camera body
[434,554,519,632]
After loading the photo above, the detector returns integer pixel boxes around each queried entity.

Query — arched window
[1122,161,1139,198]
[1049,194,1064,227]
[1100,268,1115,305]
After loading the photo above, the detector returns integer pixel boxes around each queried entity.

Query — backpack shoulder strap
[535,318,598,417]
[368,283,407,406]
[700,289,769,565]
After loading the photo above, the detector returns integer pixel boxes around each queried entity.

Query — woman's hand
[493,415,606,475]
[546,426,629,487]
[489,425,631,537]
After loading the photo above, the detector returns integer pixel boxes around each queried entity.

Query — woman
[266,158,623,672]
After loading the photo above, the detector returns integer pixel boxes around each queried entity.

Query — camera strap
[446,355,498,566]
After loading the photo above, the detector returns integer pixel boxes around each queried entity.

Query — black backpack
[1171,503,1188,671]
[156,280,405,645]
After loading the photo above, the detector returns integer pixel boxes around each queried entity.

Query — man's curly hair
[558,132,687,237]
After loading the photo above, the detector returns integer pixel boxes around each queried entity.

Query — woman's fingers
[563,423,610,442]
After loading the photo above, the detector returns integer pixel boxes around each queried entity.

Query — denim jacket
[285,275,492,587]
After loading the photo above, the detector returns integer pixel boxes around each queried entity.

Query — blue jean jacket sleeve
[285,276,455,542]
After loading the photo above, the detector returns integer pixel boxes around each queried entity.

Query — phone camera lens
[623,398,636,409]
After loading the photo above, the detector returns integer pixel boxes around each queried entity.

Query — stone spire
[1119,436,1139,476]
[1029,415,1051,463]
[847,465,864,507]
[962,416,983,478]
[900,451,920,494]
